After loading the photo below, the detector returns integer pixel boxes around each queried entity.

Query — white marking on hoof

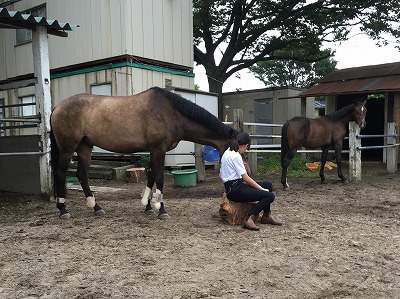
[153,202,161,210]
[57,197,65,204]
[151,189,162,210]
[86,196,96,208]
[141,187,152,206]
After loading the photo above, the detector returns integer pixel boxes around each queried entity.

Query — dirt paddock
[1,163,400,299]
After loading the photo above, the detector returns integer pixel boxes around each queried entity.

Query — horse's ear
[362,99,367,106]
[228,129,236,138]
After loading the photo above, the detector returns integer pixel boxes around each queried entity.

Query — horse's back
[286,116,346,149]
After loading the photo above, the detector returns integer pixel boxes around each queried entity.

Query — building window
[15,5,47,45]
[19,95,36,117]
[91,84,112,96]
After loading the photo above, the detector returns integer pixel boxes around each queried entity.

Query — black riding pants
[225,180,275,216]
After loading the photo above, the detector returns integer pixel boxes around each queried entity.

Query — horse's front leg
[76,144,104,216]
[141,168,156,215]
[151,150,169,219]
[141,151,169,219]
[335,145,348,184]
[319,148,328,184]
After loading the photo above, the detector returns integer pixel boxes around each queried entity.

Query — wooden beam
[0,78,36,91]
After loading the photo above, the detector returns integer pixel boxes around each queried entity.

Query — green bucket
[171,169,198,187]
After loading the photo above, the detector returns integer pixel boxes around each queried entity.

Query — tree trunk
[208,77,224,119]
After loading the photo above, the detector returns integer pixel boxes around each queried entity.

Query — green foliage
[193,0,400,94]
[137,155,151,170]
[250,50,337,89]
[257,153,319,178]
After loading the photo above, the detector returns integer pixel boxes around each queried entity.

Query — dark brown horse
[280,99,367,190]
[50,87,238,219]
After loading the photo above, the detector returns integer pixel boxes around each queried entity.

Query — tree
[249,49,338,88]
[193,0,400,96]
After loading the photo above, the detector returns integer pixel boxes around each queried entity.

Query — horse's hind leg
[76,142,105,216]
[281,150,296,190]
[334,146,348,184]
[319,148,328,184]
[55,151,74,219]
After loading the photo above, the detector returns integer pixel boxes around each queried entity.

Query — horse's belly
[303,138,331,149]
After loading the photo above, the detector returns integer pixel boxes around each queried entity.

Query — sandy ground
[0,163,400,299]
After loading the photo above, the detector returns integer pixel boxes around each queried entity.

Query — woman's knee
[259,180,274,191]
[269,193,275,202]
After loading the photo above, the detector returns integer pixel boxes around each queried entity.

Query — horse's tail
[50,121,59,198]
[280,121,289,168]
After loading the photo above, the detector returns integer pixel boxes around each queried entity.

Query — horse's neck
[326,109,353,126]
[340,112,354,125]
[182,127,228,151]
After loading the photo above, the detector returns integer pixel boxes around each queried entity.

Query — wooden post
[195,143,206,182]
[348,121,361,182]
[233,109,243,132]
[301,97,307,117]
[247,124,257,174]
[386,123,397,173]
[32,25,52,199]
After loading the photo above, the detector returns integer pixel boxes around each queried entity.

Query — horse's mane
[150,87,238,138]
[323,101,358,122]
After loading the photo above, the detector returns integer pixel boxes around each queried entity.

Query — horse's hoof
[94,209,105,216]
[144,209,155,216]
[59,213,71,219]
[342,180,349,184]
[283,186,289,191]
[158,213,169,220]
[321,180,327,184]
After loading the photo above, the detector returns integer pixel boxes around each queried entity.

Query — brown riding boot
[261,211,282,226]
[242,215,260,231]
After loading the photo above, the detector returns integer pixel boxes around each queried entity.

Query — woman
[220,132,282,230]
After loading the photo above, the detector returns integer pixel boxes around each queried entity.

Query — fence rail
[226,118,399,181]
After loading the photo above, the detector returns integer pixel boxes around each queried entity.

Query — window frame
[15,5,47,46]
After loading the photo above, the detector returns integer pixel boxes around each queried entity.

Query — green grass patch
[256,153,320,178]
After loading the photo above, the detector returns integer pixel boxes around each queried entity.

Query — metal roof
[0,7,78,37]
[296,62,400,98]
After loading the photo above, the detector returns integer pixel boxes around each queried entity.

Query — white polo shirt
[220,148,247,183]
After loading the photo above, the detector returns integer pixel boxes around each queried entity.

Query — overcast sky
[194,34,400,93]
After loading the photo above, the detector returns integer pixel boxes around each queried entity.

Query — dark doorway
[337,95,384,161]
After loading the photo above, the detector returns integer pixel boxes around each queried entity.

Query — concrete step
[67,160,135,180]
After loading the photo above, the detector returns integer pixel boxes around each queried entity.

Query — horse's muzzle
[360,121,366,129]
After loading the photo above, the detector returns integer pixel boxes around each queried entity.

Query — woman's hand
[242,173,269,192]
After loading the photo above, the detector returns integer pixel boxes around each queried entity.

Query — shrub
[137,155,151,170]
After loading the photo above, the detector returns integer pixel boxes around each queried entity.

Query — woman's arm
[241,173,269,192]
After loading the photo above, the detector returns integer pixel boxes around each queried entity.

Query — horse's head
[213,128,239,157]
[353,100,367,129]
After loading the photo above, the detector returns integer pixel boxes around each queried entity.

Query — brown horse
[50,87,238,219]
[280,99,367,190]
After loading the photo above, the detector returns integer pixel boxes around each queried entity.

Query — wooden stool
[126,167,146,183]
[219,192,260,225]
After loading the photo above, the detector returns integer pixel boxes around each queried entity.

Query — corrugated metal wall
[0,0,193,80]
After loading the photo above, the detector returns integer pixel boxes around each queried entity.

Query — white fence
[217,109,399,183]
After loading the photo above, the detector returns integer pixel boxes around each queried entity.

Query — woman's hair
[229,132,251,152]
